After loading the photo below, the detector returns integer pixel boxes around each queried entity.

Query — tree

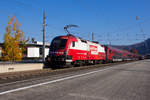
[2,16,27,61]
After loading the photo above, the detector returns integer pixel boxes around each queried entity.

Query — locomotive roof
[53,34,104,47]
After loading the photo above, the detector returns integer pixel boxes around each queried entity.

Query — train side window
[72,41,75,47]
[81,39,87,43]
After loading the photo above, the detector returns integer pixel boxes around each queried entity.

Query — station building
[0,41,50,60]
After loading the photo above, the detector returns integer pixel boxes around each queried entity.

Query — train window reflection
[51,38,67,50]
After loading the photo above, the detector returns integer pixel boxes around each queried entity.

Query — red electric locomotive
[45,34,106,67]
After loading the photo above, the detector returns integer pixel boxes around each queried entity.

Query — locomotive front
[45,35,73,67]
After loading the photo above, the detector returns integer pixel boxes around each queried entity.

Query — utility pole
[92,32,94,41]
[42,11,46,62]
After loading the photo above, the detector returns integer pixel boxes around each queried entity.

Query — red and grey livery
[104,46,141,62]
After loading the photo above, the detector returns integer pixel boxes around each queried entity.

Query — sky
[0,0,150,45]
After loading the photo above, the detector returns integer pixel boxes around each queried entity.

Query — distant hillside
[113,38,150,55]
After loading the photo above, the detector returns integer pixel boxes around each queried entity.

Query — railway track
[0,61,135,84]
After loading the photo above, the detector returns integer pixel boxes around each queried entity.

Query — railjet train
[45,34,141,67]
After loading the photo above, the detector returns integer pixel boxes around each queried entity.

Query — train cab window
[51,38,67,50]
[72,41,75,47]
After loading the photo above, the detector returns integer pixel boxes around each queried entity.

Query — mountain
[113,38,150,55]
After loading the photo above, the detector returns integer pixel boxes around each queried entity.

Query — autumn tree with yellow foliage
[2,16,27,61]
